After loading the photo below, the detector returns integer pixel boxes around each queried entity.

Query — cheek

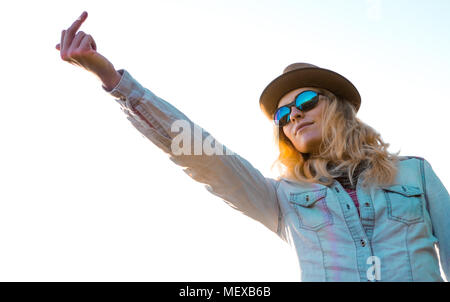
[310,121,322,135]
[282,126,294,141]
[309,106,324,120]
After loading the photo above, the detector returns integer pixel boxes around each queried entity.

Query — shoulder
[398,155,425,162]
[396,155,436,173]
[392,155,434,187]
[396,155,428,170]
[394,155,424,169]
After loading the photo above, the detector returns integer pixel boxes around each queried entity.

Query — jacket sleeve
[102,69,283,237]
[423,158,450,280]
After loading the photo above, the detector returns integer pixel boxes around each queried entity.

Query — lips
[295,122,314,135]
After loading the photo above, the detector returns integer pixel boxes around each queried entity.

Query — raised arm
[55,11,284,238]
[106,69,283,235]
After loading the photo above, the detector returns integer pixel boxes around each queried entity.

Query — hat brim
[259,67,361,120]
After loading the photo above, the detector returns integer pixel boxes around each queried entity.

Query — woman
[56,12,449,282]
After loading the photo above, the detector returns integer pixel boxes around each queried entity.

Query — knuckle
[84,49,95,55]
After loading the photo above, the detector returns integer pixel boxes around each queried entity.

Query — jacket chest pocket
[289,188,333,231]
[382,184,424,225]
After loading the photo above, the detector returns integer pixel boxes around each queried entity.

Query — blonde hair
[273,89,401,188]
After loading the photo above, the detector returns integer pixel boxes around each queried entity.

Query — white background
[0,0,448,281]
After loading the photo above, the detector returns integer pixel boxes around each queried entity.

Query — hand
[56,11,121,90]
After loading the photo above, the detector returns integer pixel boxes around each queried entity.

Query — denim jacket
[103,69,449,282]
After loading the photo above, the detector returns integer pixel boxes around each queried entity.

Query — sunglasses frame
[273,90,321,127]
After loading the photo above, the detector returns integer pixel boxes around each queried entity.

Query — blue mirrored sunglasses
[273,90,320,127]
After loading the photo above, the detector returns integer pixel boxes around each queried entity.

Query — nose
[289,106,305,123]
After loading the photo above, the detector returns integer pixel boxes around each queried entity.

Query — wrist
[100,69,122,91]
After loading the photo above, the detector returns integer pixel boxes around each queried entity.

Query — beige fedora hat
[259,63,361,120]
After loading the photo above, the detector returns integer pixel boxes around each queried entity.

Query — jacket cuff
[102,69,145,103]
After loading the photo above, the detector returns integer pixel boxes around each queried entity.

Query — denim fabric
[103,69,449,282]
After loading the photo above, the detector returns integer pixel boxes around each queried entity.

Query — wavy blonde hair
[273,88,401,188]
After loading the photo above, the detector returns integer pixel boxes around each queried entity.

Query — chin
[294,145,310,154]
[295,136,321,153]
[295,141,318,155]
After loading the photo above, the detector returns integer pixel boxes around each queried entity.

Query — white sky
[0,0,448,281]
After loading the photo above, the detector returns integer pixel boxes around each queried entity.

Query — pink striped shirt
[344,188,360,216]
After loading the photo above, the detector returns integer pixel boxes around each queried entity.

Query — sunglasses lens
[296,91,319,111]
[274,106,291,126]
[274,91,319,126]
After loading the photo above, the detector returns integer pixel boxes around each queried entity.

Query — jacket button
[335,187,340,193]
[346,204,351,210]
[365,202,370,207]
[360,239,366,247]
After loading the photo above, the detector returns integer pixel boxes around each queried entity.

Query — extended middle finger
[62,11,88,51]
